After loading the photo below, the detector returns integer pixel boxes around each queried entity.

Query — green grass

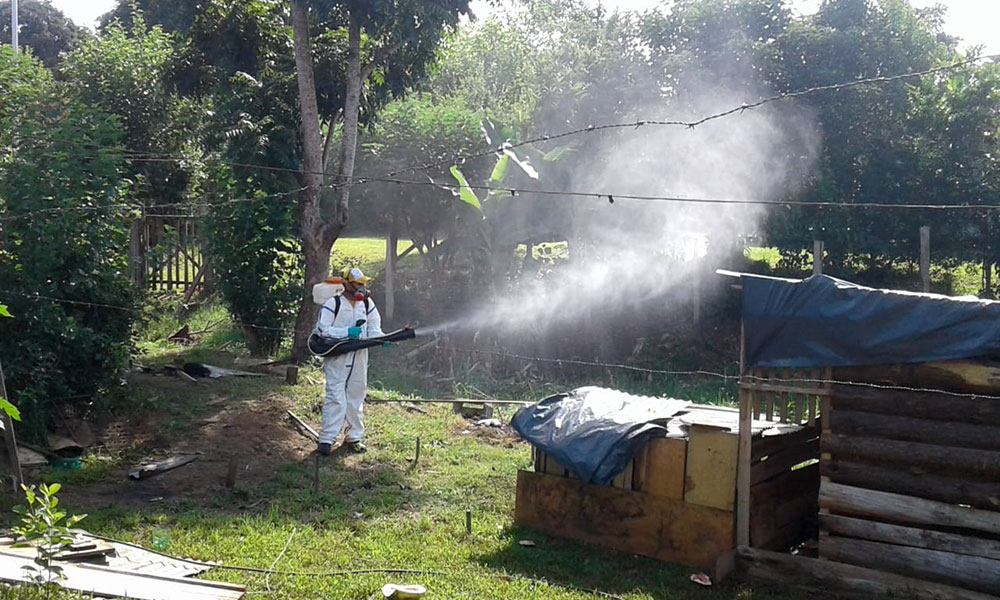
[0,341,796,600]
[331,237,414,279]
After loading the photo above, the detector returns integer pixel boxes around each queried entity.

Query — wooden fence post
[813,240,824,276]
[736,322,751,547]
[384,231,397,321]
[0,361,23,491]
[919,226,930,293]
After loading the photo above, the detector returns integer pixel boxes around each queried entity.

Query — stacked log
[818,383,1000,597]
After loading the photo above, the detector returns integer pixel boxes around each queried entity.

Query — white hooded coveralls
[315,294,384,444]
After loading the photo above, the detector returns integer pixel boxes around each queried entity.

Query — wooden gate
[130,216,210,296]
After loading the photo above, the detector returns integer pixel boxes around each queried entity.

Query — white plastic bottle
[312,277,345,305]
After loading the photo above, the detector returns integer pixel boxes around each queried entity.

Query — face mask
[353,285,368,301]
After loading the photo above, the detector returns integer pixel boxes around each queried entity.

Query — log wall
[819,382,1000,597]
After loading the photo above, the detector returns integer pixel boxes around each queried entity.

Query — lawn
[0,238,797,599]
[11,350,796,600]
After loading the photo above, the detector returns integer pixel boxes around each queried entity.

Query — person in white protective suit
[314,267,385,455]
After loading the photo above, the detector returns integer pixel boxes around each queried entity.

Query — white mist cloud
[431,83,819,343]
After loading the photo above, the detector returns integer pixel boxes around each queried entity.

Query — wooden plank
[751,425,818,462]
[819,481,1000,535]
[286,410,318,442]
[0,550,244,599]
[820,514,1000,561]
[822,458,1000,511]
[515,470,734,570]
[778,368,789,423]
[738,546,999,600]
[736,388,752,546]
[633,437,686,500]
[540,450,567,477]
[741,382,830,397]
[832,382,1000,424]
[750,438,818,486]
[820,534,1000,595]
[685,425,738,511]
[830,409,1000,451]
[611,460,633,490]
[822,433,1000,478]
[765,368,777,422]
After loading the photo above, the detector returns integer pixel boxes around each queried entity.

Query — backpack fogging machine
[307,277,417,358]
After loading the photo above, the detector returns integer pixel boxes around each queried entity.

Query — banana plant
[448,118,570,286]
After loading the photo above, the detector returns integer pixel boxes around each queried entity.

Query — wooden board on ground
[515,470,733,571]
[0,550,243,600]
[633,437,686,500]
[684,425,738,510]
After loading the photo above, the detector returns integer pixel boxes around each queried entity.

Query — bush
[0,48,135,441]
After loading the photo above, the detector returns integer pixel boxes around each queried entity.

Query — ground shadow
[475,525,797,600]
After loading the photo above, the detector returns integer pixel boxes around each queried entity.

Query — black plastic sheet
[511,387,689,486]
[742,274,1000,368]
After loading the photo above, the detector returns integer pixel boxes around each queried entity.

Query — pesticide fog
[421,79,819,351]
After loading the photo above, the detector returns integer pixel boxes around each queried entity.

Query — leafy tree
[764,0,954,281]
[104,0,473,358]
[288,0,474,359]
[61,15,199,222]
[0,47,134,440]
[905,60,1000,292]
[0,0,87,69]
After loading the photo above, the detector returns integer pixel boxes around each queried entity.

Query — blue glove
[347,326,362,339]
[381,341,392,348]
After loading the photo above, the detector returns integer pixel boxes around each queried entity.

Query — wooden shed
[514,393,822,579]
[730,272,1000,599]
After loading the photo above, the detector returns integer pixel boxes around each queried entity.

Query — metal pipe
[11,0,18,52]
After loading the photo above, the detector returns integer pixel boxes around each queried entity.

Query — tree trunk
[290,0,329,361]
[289,2,363,361]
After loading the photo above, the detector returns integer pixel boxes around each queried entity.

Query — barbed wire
[1,52,995,225]
[7,289,1000,401]
[375,53,1000,180]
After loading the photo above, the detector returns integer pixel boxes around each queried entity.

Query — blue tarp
[510,387,689,486]
[742,274,1000,368]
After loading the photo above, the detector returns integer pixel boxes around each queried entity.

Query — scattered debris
[689,573,712,586]
[168,325,192,344]
[47,433,82,454]
[518,540,536,547]
[128,455,199,480]
[0,530,236,600]
[52,412,95,448]
[381,583,426,599]
[474,418,502,428]
[182,362,266,379]
[15,446,48,467]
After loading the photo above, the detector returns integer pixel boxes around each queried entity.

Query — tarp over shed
[740,273,1000,368]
